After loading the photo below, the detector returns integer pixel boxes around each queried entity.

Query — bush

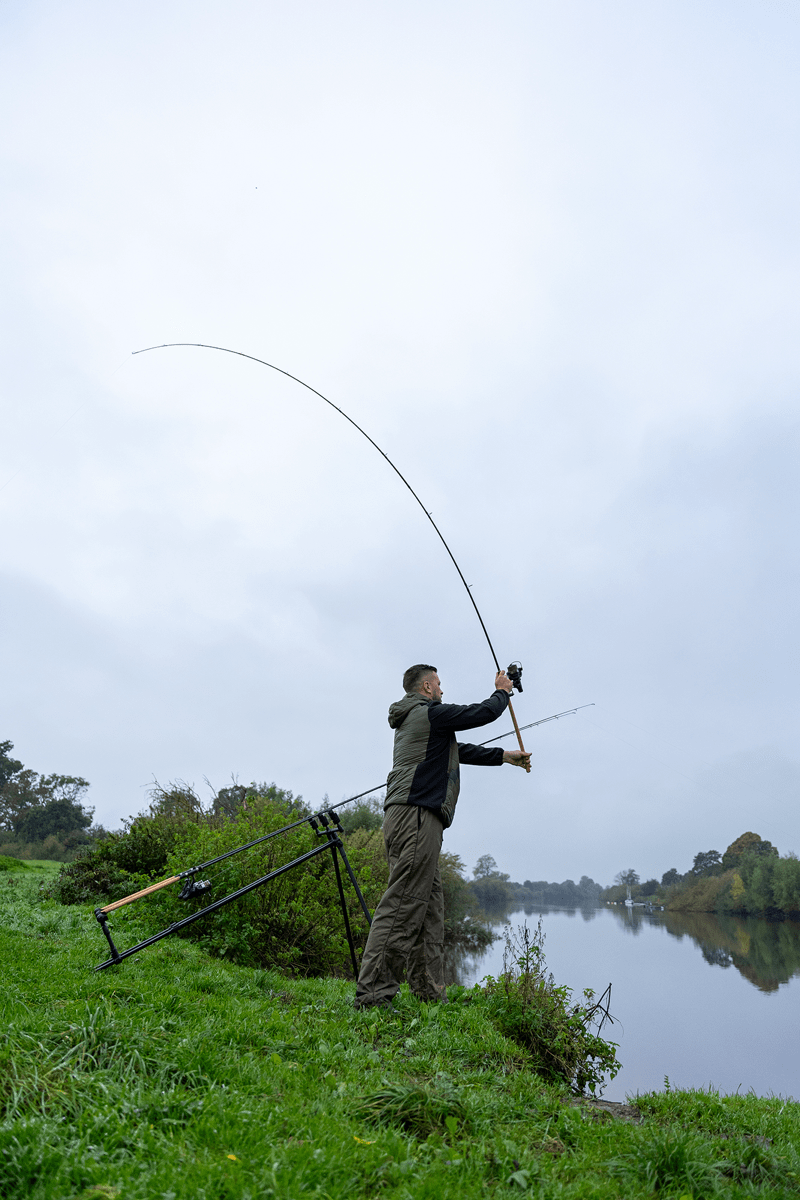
[479,921,620,1095]
[0,855,30,871]
[337,794,384,834]
[45,781,215,903]
[49,781,493,976]
[0,831,93,863]
[45,844,149,906]
[668,871,732,913]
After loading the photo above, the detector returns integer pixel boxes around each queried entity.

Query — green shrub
[479,921,620,1095]
[44,844,148,906]
[0,855,30,871]
[48,779,491,976]
[46,780,253,904]
[337,794,384,833]
[669,870,733,912]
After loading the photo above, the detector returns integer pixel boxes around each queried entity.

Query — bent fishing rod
[132,342,531,766]
[94,702,593,933]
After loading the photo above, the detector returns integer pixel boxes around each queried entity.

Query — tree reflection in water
[606,906,800,993]
[444,903,600,986]
[453,904,800,994]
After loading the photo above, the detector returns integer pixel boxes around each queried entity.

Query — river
[447,905,800,1102]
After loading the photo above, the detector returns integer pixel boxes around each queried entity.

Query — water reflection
[444,905,598,985]
[455,905,800,994]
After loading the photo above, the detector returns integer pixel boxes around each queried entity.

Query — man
[355,664,530,1009]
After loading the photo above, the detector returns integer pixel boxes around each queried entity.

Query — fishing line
[132,343,505,671]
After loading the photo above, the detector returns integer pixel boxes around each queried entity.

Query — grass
[1,867,799,1199]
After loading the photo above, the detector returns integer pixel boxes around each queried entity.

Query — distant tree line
[601,831,800,916]
[467,854,603,912]
[0,740,105,861]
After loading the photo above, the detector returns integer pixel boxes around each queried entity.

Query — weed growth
[480,921,620,1095]
[355,1080,467,1138]
[607,1126,723,1192]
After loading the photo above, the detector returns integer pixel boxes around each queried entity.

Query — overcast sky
[2,0,798,886]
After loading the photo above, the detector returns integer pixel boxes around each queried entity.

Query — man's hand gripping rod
[501,662,530,772]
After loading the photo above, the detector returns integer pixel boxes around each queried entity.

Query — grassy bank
[1,867,799,1199]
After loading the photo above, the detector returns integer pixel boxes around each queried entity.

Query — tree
[722,832,778,870]
[473,854,500,880]
[691,850,722,878]
[15,796,93,842]
[1,741,91,836]
[338,795,384,834]
[470,854,511,910]
[614,869,639,888]
[0,741,39,831]
[661,867,680,888]
[210,783,249,819]
[0,741,24,791]
[578,875,602,904]
[640,878,659,896]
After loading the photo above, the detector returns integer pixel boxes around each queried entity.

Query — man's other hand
[495,671,513,693]
[503,750,531,769]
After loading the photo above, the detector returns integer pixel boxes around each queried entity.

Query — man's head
[403,663,442,702]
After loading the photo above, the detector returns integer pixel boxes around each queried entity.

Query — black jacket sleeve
[458,743,505,766]
[427,689,510,733]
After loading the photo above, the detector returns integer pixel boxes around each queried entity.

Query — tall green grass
[1,867,798,1199]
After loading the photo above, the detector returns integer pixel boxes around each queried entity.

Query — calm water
[449,906,800,1102]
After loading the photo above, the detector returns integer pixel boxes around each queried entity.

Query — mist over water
[449,906,800,1102]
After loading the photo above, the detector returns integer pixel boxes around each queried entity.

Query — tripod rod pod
[94,808,372,972]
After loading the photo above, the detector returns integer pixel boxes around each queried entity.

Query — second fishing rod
[91,702,593,965]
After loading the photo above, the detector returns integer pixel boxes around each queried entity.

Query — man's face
[421,672,443,702]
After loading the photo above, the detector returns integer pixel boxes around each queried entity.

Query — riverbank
[2,867,798,1198]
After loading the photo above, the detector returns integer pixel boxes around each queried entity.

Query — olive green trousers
[355,803,445,1008]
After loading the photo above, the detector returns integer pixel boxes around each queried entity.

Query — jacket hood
[388,691,429,729]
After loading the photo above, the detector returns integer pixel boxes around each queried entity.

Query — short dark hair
[403,664,437,693]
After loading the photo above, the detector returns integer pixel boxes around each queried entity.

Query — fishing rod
[92,702,592,974]
[132,342,531,767]
[479,703,594,745]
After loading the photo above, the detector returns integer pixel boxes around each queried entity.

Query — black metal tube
[334,839,373,927]
[95,911,121,962]
[328,835,359,977]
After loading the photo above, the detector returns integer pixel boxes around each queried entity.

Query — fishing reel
[506,661,523,693]
[178,876,212,901]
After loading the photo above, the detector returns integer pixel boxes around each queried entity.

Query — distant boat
[625,885,634,908]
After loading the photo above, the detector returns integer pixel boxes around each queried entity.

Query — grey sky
[2,0,798,885]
